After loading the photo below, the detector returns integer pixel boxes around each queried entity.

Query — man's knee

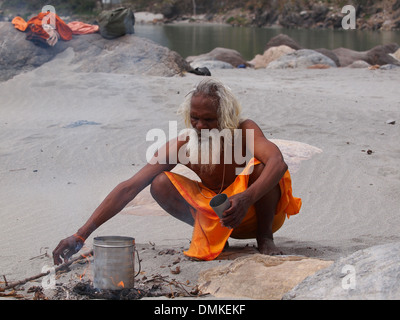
[150,172,170,200]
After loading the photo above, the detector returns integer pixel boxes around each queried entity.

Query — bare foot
[257,238,283,255]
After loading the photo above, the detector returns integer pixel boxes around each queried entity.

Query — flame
[78,252,92,281]
[109,276,125,289]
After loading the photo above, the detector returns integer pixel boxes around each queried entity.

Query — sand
[1,48,400,299]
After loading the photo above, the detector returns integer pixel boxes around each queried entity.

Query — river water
[135,23,400,61]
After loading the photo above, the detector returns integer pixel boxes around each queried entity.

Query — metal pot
[93,236,136,290]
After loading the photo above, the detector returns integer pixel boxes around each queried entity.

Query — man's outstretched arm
[52,139,183,265]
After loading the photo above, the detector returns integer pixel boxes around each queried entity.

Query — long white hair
[178,78,243,133]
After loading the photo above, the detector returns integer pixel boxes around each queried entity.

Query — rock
[347,60,371,68]
[311,3,329,23]
[389,48,400,61]
[394,0,400,11]
[379,64,400,70]
[278,12,304,29]
[270,139,322,174]
[314,48,340,67]
[186,47,250,68]
[190,60,233,70]
[248,45,295,69]
[263,36,339,67]
[333,44,400,67]
[366,43,400,66]
[283,242,400,300]
[0,22,67,81]
[161,2,180,20]
[323,12,344,29]
[198,254,333,300]
[0,22,191,81]
[264,34,303,51]
[254,9,279,27]
[69,33,191,77]
[332,47,368,67]
[134,12,164,24]
[277,3,331,29]
[266,49,337,69]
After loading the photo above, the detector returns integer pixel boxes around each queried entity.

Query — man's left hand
[221,193,251,229]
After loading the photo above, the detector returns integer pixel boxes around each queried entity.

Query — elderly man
[53,78,301,264]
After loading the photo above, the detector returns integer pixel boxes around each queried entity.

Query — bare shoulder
[239,119,260,130]
[239,119,265,138]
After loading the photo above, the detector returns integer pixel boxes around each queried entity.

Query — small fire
[79,252,93,281]
[109,277,125,289]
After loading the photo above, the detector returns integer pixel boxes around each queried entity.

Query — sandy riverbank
[0,49,399,299]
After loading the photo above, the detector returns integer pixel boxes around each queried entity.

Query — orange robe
[164,158,302,260]
[12,12,73,41]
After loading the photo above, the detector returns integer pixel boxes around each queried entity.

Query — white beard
[185,129,223,175]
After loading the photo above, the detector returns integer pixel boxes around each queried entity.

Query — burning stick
[0,250,93,292]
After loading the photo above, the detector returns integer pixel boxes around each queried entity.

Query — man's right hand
[52,234,84,265]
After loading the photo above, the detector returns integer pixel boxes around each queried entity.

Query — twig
[9,168,26,172]
[1,250,93,291]
[2,275,8,287]
[147,274,200,297]
[29,253,49,261]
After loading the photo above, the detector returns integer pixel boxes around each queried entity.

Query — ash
[52,276,200,300]
[71,281,145,300]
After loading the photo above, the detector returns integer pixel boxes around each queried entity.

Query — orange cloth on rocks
[12,12,72,41]
[11,16,28,31]
[164,158,302,261]
[67,21,99,35]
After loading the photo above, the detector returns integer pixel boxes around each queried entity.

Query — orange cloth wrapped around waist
[164,158,302,261]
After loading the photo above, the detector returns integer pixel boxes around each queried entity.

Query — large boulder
[186,47,250,68]
[332,47,368,67]
[68,33,191,76]
[314,48,340,67]
[198,254,333,300]
[266,49,337,69]
[0,22,68,81]
[0,21,191,81]
[248,45,295,69]
[264,34,303,51]
[366,43,400,66]
[284,242,400,300]
[333,43,400,67]
[347,60,371,68]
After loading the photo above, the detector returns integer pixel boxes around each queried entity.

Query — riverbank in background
[1,0,400,31]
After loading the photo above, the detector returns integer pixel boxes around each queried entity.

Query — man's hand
[52,234,84,265]
[221,193,252,229]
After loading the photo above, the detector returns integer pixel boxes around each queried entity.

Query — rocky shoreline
[2,1,400,31]
[1,19,400,83]
[137,0,400,31]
